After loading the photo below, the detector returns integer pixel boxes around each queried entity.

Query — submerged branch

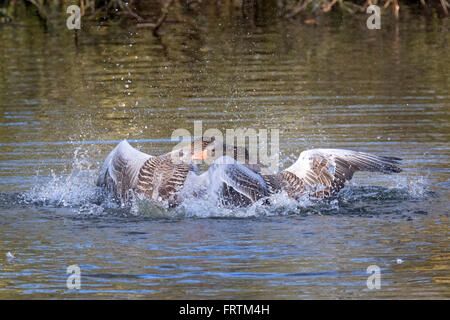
[440,0,449,15]
[136,0,174,36]
[152,0,174,35]
[384,0,400,19]
[26,0,48,21]
[322,0,338,13]
[114,0,144,22]
[285,0,313,19]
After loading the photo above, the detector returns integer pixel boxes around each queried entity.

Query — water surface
[0,14,449,298]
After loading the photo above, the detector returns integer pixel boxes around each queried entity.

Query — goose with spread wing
[96,137,250,206]
[96,137,215,206]
[198,148,402,206]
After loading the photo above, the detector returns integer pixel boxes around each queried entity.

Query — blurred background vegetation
[0,0,448,32]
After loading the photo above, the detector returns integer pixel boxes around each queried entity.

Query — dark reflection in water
[0,13,448,298]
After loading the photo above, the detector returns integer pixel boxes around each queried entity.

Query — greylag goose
[96,137,215,206]
[96,137,249,206]
[196,149,402,206]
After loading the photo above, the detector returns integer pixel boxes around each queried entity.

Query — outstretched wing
[205,156,270,205]
[285,149,402,197]
[135,155,192,204]
[96,140,151,202]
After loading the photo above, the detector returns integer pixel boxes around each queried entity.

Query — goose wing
[96,140,151,201]
[285,149,402,197]
[206,156,270,204]
[135,155,193,204]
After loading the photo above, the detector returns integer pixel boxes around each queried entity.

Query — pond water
[0,11,449,299]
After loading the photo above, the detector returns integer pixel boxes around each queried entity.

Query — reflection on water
[0,12,449,298]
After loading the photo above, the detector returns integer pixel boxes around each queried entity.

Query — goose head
[169,136,216,165]
[195,138,273,174]
[190,137,249,163]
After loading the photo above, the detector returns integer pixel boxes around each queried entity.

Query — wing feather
[135,155,192,205]
[96,140,151,202]
[285,149,402,197]
[208,156,270,204]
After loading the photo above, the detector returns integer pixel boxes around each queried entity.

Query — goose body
[96,138,213,206]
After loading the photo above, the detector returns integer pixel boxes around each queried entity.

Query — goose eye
[211,148,215,156]
[179,150,184,157]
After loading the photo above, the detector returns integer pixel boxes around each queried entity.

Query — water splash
[14,147,437,218]
[131,190,309,219]
[21,147,118,213]
[391,174,432,199]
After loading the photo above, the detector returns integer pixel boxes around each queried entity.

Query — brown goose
[198,149,402,206]
[96,137,215,206]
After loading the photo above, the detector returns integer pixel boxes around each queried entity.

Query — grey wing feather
[96,140,151,200]
[208,156,270,203]
[285,148,402,196]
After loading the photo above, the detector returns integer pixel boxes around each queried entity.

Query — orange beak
[192,149,208,160]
